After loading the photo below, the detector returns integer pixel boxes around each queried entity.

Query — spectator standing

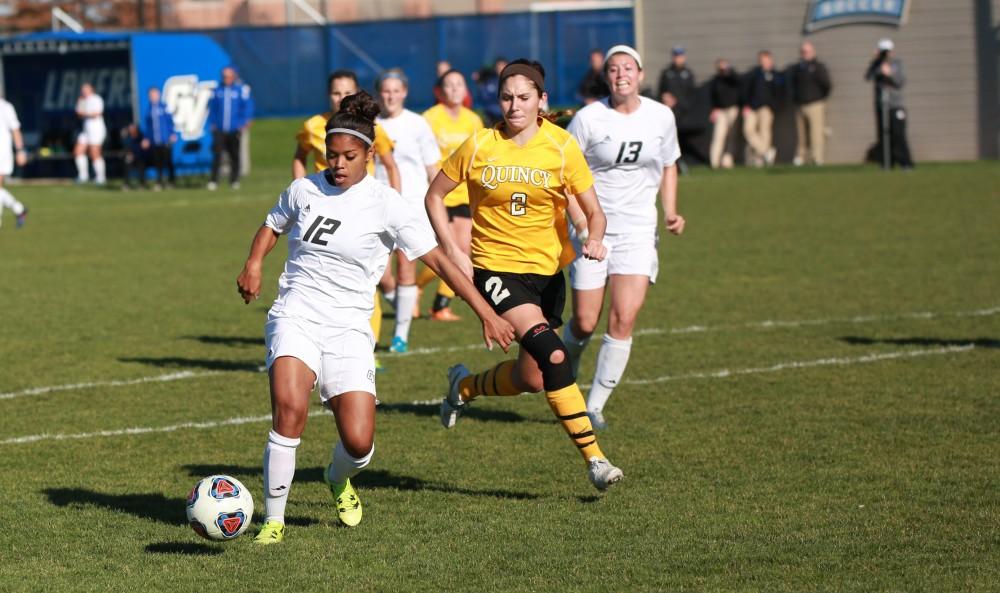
[120,124,149,190]
[865,38,913,169]
[742,50,782,167]
[73,83,107,184]
[0,95,28,228]
[789,41,832,166]
[577,49,611,105]
[142,87,177,190]
[709,59,742,169]
[474,58,507,126]
[208,66,254,190]
[657,46,697,167]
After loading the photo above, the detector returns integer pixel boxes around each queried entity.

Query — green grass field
[0,119,997,592]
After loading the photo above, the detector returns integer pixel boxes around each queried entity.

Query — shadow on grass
[377,401,537,424]
[185,336,264,348]
[180,465,540,500]
[42,488,316,526]
[839,336,997,349]
[145,542,223,556]
[119,356,262,372]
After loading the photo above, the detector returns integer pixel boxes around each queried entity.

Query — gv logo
[162,75,217,141]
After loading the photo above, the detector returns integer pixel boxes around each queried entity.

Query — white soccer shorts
[264,315,377,402]
[0,147,12,176]
[569,231,659,290]
[77,124,107,147]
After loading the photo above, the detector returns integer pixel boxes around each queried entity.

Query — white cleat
[440,363,470,429]
[587,409,608,431]
[587,456,624,491]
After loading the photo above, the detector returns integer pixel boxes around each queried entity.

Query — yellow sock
[437,281,456,300]
[417,265,437,289]
[370,293,382,344]
[458,361,520,401]
[546,384,604,461]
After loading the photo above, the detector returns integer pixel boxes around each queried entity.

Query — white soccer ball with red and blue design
[186,475,254,541]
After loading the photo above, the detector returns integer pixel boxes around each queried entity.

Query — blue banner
[805,0,910,32]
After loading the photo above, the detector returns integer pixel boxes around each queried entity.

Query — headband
[325,127,373,146]
[604,45,643,70]
[498,63,545,95]
[377,69,409,89]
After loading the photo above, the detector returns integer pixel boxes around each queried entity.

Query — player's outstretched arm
[573,186,608,261]
[291,146,309,180]
[236,226,280,304]
[424,171,470,277]
[660,164,684,235]
[379,149,403,193]
[419,247,515,353]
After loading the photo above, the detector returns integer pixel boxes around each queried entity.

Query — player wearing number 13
[236,92,514,544]
[425,59,624,491]
[562,45,685,431]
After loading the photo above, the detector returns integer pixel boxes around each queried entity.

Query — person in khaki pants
[708,59,741,168]
[742,50,781,167]
[789,41,832,165]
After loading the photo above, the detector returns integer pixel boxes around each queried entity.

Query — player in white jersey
[0,97,28,229]
[375,69,442,353]
[73,83,108,184]
[236,91,513,545]
[562,45,686,430]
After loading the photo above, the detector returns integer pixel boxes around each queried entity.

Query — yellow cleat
[252,519,285,545]
[325,470,363,527]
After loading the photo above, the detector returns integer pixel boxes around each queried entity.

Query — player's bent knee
[342,435,374,460]
[519,323,575,391]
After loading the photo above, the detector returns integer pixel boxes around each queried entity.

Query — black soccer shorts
[472,268,566,329]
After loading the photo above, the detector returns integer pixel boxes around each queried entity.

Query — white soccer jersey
[567,96,680,234]
[375,109,440,202]
[76,94,107,137]
[0,99,20,175]
[264,173,438,327]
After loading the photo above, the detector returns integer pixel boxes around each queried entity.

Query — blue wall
[202,8,634,117]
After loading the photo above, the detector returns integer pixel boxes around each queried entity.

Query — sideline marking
[2,305,995,402]
[0,371,221,401]
[0,345,974,446]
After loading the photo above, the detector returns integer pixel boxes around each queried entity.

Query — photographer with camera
[865,38,913,170]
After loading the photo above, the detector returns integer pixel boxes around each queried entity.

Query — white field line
[0,410,330,446]
[2,305,996,402]
[0,371,222,401]
[580,344,975,389]
[0,345,975,446]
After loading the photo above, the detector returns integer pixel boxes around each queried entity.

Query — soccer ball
[186,475,254,541]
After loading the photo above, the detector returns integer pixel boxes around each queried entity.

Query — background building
[636,0,999,163]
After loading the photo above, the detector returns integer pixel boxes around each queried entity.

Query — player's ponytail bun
[326,91,380,146]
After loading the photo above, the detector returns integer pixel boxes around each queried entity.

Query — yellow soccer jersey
[423,104,483,207]
[296,113,394,175]
[441,118,594,275]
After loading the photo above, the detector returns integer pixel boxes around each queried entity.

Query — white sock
[262,430,300,523]
[587,334,633,413]
[393,284,418,342]
[93,158,106,183]
[562,322,592,379]
[75,155,89,181]
[383,289,396,305]
[0,188,24,215]
[327,441,374,484]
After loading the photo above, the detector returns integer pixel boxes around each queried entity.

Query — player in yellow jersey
[424,59,624,491]
[291,70,402,367]
[418,69,484,321]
